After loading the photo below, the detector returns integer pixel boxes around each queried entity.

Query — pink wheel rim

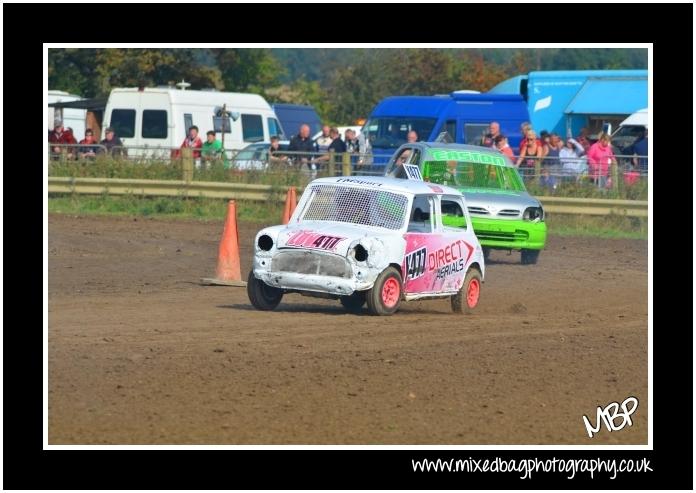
[466,278,480,308]
[381,277,400,308]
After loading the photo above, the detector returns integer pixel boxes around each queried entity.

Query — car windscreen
[235,145,267,160]
[422,160,526,192]
[363,117,437,149]
[301,185,408,230]
[611,125,646,152]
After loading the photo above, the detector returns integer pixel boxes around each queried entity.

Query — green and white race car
[386,142,546,264]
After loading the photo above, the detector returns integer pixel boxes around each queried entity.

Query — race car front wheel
[521,249,540,265]
[366,267,403,316]
[451,268,482,314]
[340,291,366,312]
[247,270,283,310]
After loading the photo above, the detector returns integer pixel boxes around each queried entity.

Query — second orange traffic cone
[200,200,246,287]
[281,187,297,225]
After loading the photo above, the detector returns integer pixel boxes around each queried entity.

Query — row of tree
[49,48,647,127]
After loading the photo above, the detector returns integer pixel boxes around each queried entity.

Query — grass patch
[546,213,648,240]
[48,194,280,223]
[526,176,647,201]
[49,194,648,239]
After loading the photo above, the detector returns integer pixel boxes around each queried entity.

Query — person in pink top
[586,132,617,189]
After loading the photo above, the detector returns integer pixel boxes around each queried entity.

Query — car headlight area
[523,206,544,222]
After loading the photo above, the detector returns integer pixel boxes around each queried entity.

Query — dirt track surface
[48,214,648,444]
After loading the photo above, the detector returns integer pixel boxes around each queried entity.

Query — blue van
[362,92,530,166]
[271,103,322,140]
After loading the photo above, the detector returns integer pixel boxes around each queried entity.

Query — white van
[48,90,86,139]
[611,108,648,154]
[102,87,284,155]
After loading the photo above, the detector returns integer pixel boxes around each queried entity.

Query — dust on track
[48,214,648,444]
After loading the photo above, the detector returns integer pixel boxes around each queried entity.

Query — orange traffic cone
[281,187,297,225]
[200,200,246,287]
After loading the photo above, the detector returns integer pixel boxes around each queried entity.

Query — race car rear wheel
[521,249,540,265]
[451,268,482,314]
[247,270,283,311]
[340,291,366,312]
[366,267,402,316]
[482,247,491,261]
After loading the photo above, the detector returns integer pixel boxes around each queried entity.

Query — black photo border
[3,2,691,490]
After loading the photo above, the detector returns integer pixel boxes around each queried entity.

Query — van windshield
[363,117,437,149]
[611,125,646,153]
[422,160,526,192]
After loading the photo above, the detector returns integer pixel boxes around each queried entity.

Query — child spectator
[201,130,227,168]
[78,129,100,160]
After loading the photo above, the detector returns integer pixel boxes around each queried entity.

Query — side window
[109,109,135,138]
[241,114,264,143]
[214,115,231,133]
[437,119,456,141]
[267,117,284,140]
[407,195,434,233]
[184,114,193,134]
[440,196,467,230]
[142,110,167,139]
[463,123,489,146]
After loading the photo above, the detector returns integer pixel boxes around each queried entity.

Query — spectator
[518,122,531,155]
[493,134,515,160]
[559,138,587,180]
[316,127,347,164]
[201,130,227,168]
[516,129,543,179]
[99,127,125,157]
[269,135,289,166]
[344,129,360,153]
[630,128,648,173]
[539,130,551,158]
[407,130,418,143]
[539,133,563,191]
[288,124,317,171]
[575,127,593,153]
[78,129,100,160]
[48,119,77,159]
[315,125,332,154]
[179,125,203,161]
[543,133,562,165]
[586,132,617,189]
[481,122,501,148]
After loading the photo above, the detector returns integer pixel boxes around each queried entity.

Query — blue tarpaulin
[564,78,647,115]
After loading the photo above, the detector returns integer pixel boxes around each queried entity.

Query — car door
[402,193,466,296]
[436,194,477,293]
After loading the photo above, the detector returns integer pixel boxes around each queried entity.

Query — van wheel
[451,268,482,314]
[247,270,283,310]
[366,267,402,316]
[521,249,540,265]
[340,291,366,312]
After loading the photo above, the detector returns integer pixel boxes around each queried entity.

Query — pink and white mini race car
[247,176,485,315]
